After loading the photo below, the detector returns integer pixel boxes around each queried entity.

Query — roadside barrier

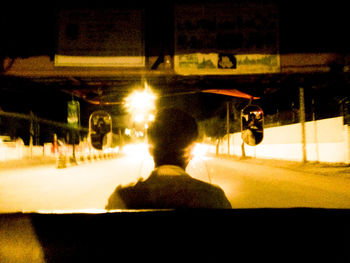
[55,150,120,169]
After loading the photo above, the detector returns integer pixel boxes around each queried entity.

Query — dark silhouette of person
[105,107,232,209]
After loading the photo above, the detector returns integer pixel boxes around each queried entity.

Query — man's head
[147,107,198,169]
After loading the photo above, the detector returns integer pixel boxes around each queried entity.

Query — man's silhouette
[105,107,231,209]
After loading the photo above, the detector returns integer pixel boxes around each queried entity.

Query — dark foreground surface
[1,209,350,262]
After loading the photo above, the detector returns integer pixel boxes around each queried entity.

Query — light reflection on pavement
[1,148,350,212]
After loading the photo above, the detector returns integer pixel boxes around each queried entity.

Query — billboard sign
[174,2,280,75]
[55,9,145,67]
[67,100,80,128]
[175,53,280,75]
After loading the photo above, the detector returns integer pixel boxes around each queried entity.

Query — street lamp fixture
[125,85,157,138]
[125,88,156,113]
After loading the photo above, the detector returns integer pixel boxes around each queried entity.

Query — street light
[125,84,157,138]
[125,88,156,113]
[134,113,145,123]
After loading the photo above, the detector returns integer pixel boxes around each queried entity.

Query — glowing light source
[122,143,151,159]
[125,128,131,135]
[134,113,145,123]
[191,143,210,158]
[125,85,157,130]
[125,89,156,112]
[148,114,155,122]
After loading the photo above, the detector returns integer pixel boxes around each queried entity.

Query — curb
[56,152,119,169]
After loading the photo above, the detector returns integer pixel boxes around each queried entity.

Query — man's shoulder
[106,171,232,209]
[148,174,228,200]
[117,174,224,197]
[187,177,229,201]
[178,176,231,208]
[181,175,224,192]
[105,179,148,209]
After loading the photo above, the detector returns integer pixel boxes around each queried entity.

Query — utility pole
[312,98,319,162]
[118,128,123,148]
[226,101,230,155]
[29,111,34,158]
[299,87,307,163]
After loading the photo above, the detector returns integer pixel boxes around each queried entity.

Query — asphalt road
[200,157,350,208]
[0,148,349,212]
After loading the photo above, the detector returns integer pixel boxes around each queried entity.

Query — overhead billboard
[55,9,145,67]
[175,53,280,75]
[174,2,280,75]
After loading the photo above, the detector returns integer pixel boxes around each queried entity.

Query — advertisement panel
[175,53,280,75]
[174,2,280,75]
[55,9,145,67]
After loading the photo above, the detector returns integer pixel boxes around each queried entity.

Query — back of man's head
[147,108,198,164]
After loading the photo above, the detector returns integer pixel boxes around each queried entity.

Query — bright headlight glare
[192,143,209,158]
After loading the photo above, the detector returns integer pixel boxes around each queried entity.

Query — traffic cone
[57,154,67,169]
[69,156,78,166]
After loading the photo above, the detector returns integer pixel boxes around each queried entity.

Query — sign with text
[67,101,80,128]
[55,9,145,67]
[175,53,280,75]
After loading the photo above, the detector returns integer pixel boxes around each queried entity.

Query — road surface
[0,146,349,212]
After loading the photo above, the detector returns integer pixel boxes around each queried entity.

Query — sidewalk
[0,156,57,171]
[214,154,350,179]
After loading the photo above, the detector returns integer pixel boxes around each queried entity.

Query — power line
[0,110,88,132]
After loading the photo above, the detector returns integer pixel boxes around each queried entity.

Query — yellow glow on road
[121,143,151,159]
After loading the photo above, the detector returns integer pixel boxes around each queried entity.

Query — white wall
[218,117,350,164]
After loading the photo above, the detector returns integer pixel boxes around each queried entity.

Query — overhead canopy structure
[64,88,258,106]
[202,89,260,100]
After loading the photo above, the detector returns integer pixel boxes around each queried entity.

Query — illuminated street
[1,144,350,212]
